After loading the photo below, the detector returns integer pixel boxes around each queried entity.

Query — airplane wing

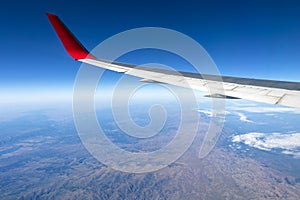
[47,13,300,109]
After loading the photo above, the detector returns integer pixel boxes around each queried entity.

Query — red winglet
[46,13,95,60]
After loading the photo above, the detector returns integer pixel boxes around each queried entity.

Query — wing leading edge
[47,13,300,109]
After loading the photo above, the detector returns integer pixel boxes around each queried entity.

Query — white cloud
[197,109,230,117]
[232,132,300,158]
[236,112,254,123]
[198,109,213,117]
[228,106,300,114]
[281,150,300,158]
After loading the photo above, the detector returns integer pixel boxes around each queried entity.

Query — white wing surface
[47,13,300,109]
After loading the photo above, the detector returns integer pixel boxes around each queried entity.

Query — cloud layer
[232,132,300,158]
[228,106,300,114]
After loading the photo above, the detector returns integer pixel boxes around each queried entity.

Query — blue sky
[1,0,300,102]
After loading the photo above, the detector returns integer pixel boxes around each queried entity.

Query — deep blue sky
[1,0,300,100]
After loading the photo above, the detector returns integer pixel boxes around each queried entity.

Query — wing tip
[46,13,57,17]
[46,12,95,60]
